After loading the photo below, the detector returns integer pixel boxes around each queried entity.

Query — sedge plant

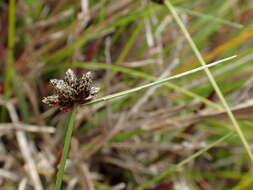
[42,55,236,190]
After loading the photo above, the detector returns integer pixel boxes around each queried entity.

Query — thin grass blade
[86,55,236,105]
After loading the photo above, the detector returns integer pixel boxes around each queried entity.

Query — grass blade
[1,0,15,121]
[115,19,144,65]
[86,55,236,105]
[4,0,15,98]
[176,7,243,29]
[12,73,30,122]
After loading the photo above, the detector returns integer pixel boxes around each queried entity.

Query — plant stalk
[55,105,77,190]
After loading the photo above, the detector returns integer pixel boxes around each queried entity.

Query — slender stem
[164,0,253,163]
[1,0,15,121]
[55,105,77,190]
[5,0,15,97]
[86,55,236,105]
[115,20,144,65]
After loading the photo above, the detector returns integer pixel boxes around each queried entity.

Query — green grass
[4,0,15,98]
[164,0,253,164]
[1,0,15,121]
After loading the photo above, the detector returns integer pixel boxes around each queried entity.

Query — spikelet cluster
[42,69,99,111]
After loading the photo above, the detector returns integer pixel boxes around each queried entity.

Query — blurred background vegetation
[1,0,253,189]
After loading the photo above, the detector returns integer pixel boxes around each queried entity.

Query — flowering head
[42,69,99,111]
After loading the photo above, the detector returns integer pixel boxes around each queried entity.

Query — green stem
[5,0,15,97]
[86,55,236,105]
[55,105,77,190]
[1,0,15,121]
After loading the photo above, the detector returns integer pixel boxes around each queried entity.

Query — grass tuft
[164,0,253,164]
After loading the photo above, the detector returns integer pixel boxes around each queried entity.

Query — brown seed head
[42,69,99,111]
